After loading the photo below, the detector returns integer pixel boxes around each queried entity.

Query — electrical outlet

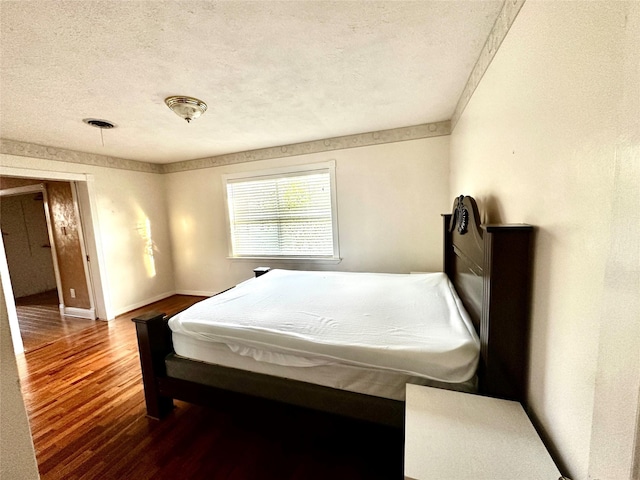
[70,288,76,298]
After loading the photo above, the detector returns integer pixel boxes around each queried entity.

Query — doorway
[0,172,107,353]
[1,191,58,303]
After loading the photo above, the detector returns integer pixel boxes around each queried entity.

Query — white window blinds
[225,165,338,258]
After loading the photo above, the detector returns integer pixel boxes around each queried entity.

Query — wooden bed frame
[132,195,533,428]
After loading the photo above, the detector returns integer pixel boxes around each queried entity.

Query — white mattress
[168,269,480,385]
[172,333,477,401]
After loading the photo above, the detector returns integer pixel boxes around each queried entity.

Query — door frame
[0,183,67,314]
[0,167,111,354]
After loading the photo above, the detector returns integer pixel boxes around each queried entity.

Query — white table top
[404,384,561,480]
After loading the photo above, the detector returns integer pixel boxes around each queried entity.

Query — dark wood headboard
[443,195,534,404]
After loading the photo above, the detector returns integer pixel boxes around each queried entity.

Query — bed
[133,195,533,427]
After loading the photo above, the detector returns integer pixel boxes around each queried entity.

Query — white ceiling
[0,1,503,164]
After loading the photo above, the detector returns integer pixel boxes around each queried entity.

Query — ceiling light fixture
[164,96,207,123]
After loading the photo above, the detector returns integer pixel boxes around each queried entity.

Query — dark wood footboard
[132,311,405,427]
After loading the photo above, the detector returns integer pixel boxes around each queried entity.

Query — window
[223,161,339,260]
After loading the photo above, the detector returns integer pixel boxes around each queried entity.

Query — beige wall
[450,1,639,479]
[166,137,450,294]
[0,154,176,318]
[0,279,40,479]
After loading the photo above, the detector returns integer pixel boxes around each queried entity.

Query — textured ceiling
[0,1,503,164]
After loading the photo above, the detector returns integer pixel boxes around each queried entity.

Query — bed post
[132,311,174,419]
[480,225,534,403]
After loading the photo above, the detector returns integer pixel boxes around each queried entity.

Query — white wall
[0,154,175,317]
[449,1,639,479]
[0,276,40,479]
[166,137,450,293]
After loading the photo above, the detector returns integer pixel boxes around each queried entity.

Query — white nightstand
[404,384,562,480]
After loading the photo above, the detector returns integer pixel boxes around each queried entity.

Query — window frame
[222,161,340,263]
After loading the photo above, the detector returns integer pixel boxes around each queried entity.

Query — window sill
[227,256,342,264]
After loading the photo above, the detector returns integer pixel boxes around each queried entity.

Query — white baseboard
[113,291,177,318]
[61,305,96,320]
[175,290,216,297]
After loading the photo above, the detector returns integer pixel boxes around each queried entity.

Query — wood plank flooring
[15,289,99,352]
[16,295,403,479]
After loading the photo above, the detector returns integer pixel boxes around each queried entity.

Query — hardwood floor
[15,289,99,352]
[16,295,403,479]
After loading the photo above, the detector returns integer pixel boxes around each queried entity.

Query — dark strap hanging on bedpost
[132,311,174,419]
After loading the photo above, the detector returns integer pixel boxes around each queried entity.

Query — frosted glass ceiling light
[164,96,207,123]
